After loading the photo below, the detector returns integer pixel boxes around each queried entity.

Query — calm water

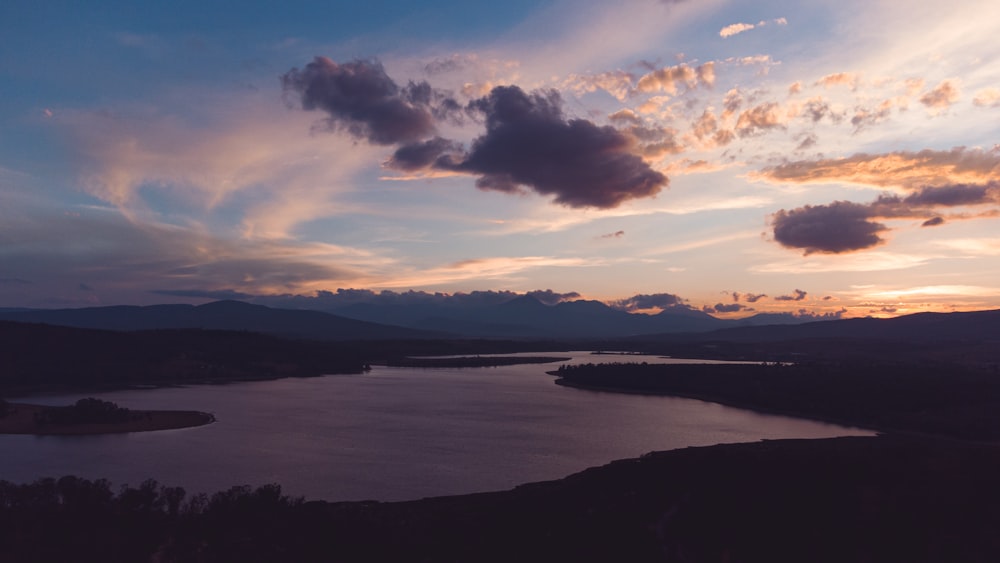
[0,352,873,501]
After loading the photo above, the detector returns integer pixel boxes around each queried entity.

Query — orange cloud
[734,102,784,137]
[814,72,858,90]
[753,147,1000,189]
[635,63,707,94]
[563,70,635,101]
[919,80,960,110]
[973,88,1000,108]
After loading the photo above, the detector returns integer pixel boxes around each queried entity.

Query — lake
[0,352,873,501]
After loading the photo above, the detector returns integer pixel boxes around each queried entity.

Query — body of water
[0,352,873,501]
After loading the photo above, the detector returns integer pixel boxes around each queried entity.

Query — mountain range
[2,298,999,343]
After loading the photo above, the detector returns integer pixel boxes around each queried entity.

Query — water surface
[0,352,872,501]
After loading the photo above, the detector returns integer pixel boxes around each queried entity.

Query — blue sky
[2,0,1000,317]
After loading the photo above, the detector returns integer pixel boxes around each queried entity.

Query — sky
[2,0,999,318]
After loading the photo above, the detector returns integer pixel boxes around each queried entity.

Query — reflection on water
[0,352,872,501]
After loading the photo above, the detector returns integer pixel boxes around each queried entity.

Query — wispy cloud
[751,251,933,273]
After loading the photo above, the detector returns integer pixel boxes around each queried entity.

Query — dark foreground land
[5,318,1000,561]
[2,435,998,562]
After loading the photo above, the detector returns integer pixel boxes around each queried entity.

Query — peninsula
[0,398,214,435]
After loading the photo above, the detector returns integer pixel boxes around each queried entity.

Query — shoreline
[0,402,215,435]
[551,374,886,437]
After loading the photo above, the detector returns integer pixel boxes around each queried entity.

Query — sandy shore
[0,403,215,435]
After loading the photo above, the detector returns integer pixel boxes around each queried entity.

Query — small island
[0,397,214,435]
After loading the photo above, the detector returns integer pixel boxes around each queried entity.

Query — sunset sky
[2,0,999,318]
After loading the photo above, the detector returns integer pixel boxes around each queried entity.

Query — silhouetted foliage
[2,436,1000,561]
[34,398,131,426]
[0,398,9,419]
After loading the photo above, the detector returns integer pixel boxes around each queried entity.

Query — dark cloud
[771,181,998,253]
[775,289,808,302]
[0,278,32,285]
[736,292,767,303]
[772,201,888,254]
[459,86,667,208]
[609,292,689,312]
[78,283,94,291]
[387,137,466,172]
[801,98,843,123]
[152,289,255,300]
[380,85,669,208]
[901,183,996,207]
[282,57,449,145]
[600,230,625,239]
[526,289,582,305]
[704,302,747,313]
[796,309,845,320]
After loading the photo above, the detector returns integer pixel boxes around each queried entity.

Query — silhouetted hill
[656,308,1000,343]
[0,321,369,392]
[0,301,441,341]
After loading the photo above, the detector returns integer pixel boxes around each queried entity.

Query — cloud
[732,291,767,303]
[52,96,378,238]
[720,22,755,38]
[973,88,1000,108]
[734,102,784,137]
[799,97,843,124]
[398,85,668,209]
[251,288,581,310]
[775,289,808,301]
[600,230,625,239]
[563,70,635,101]
[623,123,684,158]
[850,100,895,131]
[704,302,748,313]
[752,148,1000,190]
[608,292,689,312]
[386,136,465,172]
[526,289,582,304]
[895,182,997,207]
[770,181,999,254]
[919,79,960,111]
[282,57,457,145]
[0,205,373,305]
[815,72,858,90]
[635,63,712,94]
[719,18,787,38]
[771,201,889,254]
